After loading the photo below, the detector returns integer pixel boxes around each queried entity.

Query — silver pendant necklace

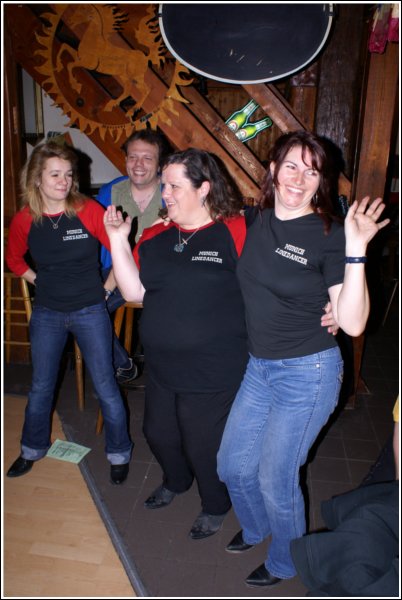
[174,226,201,252]
[47,213,64,229]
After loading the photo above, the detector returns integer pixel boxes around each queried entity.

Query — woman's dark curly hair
[259,130,339,233]
[160,148,244,221]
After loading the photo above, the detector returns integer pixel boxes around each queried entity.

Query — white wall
[22,70,123,186]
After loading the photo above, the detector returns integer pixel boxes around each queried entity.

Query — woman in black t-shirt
[6,142,132,485]
[105,148,249,540]
[217,131,390,588]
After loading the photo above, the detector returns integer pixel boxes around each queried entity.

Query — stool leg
[124,307,134,354]
[114,305,125,338]
[95,410,104,435]
[74,341,85,411]
[345,334,370,410]
[5,277,12,363]
[382,280,398,326]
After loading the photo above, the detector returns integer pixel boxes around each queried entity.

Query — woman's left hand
[345,196,390,254]
[104,205,132,240]
[321,301,339,336]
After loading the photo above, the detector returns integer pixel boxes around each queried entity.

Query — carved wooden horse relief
[55,4,165,118]
[35,4,192,140]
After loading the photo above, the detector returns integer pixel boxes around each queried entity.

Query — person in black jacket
[290,481,398,596]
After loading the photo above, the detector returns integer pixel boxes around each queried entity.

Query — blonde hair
[20,141,84,222]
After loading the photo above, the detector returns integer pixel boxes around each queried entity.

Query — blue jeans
[21,303,133,464]
[217,347,343,579]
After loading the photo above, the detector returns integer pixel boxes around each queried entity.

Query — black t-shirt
[6,200,109,312]
[135,218,248,393]
[29,214,103,311]
[237,209,345,359]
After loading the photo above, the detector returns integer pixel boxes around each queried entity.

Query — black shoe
[144,484,177,509]
[226,530,254,553]
[110,463,129,485]
[189,511,226,540]
[245,563,282,587]
[116,358,138,386]
[7,456,34,478]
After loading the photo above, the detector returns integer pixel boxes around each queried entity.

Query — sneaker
[116,358,138,385]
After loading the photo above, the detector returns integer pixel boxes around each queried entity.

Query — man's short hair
[121,129,173,169]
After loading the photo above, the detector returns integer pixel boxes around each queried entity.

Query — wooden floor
[3,395,135,598]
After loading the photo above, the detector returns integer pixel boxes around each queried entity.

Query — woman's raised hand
[104,205,132,239]
[344,196,390,255]
[103,205,144,302]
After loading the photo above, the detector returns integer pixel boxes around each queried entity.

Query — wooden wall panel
[3,12,26,228]
[353,42,399,201]
[206,84,279,166]
[315,4,369,180]
[289,64,319,132]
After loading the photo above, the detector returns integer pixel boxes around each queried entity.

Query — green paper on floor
[47,439,91,463]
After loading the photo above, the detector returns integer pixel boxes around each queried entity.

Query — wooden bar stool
[95,302,143,435]
[4,273,31,363]
[4,272,31,364]
[345,333,369,410]
[113,301,143,355]
[74,341,85,412]
[4,273,85,411]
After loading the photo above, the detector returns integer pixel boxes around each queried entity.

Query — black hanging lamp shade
[159,4,334,84]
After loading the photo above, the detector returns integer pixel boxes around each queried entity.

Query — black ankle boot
[7,456,34,478]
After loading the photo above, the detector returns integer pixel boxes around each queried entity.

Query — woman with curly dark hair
[103,147,248,539]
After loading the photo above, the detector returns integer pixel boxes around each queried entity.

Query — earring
[312,193,318,206]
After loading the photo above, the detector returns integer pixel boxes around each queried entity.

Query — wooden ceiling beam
[6,4,262,198]
[244,83,352,198]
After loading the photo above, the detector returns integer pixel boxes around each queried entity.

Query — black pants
[143,372,235,515]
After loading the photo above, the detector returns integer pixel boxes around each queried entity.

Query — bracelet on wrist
[104,289,113,298]
[345,256,367,264]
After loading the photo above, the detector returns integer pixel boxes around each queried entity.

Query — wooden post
[289,63,319,132]
[3,9,26,226]
[353,44,399,200]
[347,41,399,409]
